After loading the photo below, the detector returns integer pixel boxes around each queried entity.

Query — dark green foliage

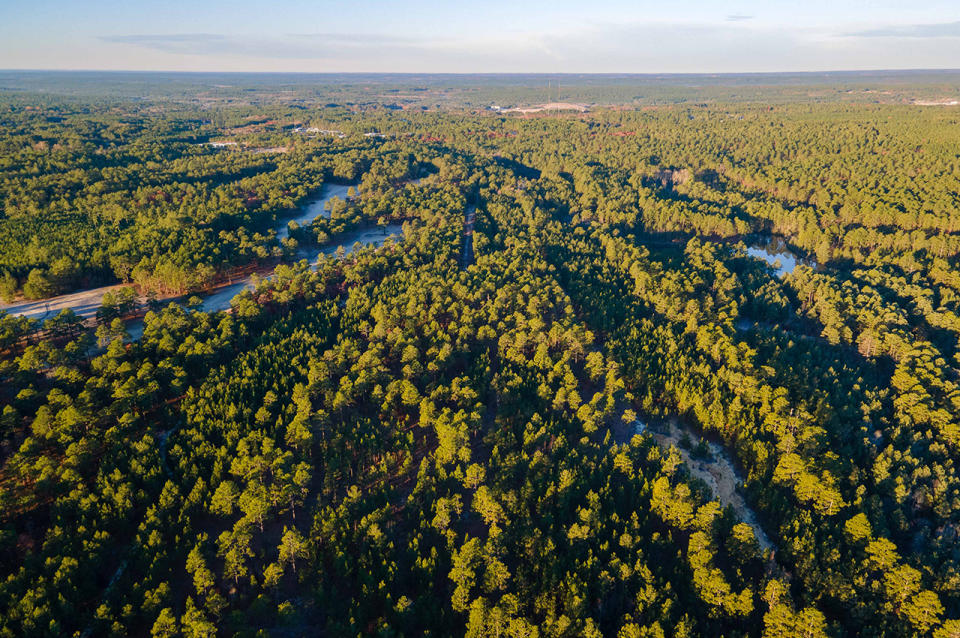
[2,82,960,637]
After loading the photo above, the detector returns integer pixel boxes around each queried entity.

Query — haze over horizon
[3,0,960,74]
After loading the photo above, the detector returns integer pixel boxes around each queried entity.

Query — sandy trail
[608,397,775,552]
[0,283,131,321]
[645,419,775,552]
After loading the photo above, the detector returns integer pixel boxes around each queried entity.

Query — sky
[2,0,960,73]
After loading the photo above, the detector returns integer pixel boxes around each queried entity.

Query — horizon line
[3,67,960,77]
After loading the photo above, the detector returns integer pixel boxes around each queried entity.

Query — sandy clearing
[647,419,775,552]
[0,284,133,321]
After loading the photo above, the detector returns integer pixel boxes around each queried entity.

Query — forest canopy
[2,73,960,637]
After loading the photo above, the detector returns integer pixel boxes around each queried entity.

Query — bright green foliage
[2,81,960,638]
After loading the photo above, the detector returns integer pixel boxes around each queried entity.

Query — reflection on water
[277,183,355,240]
[1,182,361,322]
[199,281,254,313]
[746,236,816,277]
[4,180,416,327]
[199,223,405,314]
[5,181,409,351]
[311,224,403,262]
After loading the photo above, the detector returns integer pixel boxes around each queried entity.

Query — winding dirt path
[644,419,775,552]
[0,284,131,322]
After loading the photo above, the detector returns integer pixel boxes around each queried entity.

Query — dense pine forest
[3,73,960,637]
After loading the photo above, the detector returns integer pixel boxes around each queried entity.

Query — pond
[1,181,362,322]
[276,182,355,240]
[745,236,816,277]
[121,223,405,335]
[198,222,405,314]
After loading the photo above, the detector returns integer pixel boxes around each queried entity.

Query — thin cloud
[726,15,754,22]
[99,20,765,63]
[289,33,418,46]
[846,21,960,38]
[99,33,431,59]
[93,21,960,73]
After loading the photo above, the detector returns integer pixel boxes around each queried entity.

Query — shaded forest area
[2,77,960,637]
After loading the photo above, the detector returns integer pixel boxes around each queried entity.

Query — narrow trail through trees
[461,206,476,268]
[647,419,776,553]
[611,407,776,554]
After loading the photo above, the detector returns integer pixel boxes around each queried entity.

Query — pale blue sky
[2,0,959,72]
